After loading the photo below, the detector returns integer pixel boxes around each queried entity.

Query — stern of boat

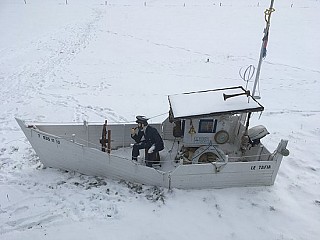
[270,139,289,184]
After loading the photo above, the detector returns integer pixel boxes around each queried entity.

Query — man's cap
[136,115,149,124]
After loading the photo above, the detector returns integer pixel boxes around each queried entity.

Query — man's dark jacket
[132,125,164,152]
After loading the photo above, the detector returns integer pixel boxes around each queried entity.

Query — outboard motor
[248,125,269,146]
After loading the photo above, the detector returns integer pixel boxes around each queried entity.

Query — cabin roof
[168,86,264,120]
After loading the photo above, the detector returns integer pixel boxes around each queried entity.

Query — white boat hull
[16,118,288,189]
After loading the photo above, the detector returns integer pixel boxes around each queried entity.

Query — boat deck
[110,140,184,172]
[109,140,262,173]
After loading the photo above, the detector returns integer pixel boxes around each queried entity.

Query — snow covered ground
[0,0,319,239]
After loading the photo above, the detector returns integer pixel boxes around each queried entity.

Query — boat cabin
[165,86,269,164]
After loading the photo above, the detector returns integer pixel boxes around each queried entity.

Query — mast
[252,0,275,98]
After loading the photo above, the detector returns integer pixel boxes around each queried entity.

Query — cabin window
[198,119,217,133]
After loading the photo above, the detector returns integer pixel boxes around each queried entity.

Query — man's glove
[148,144,155,154]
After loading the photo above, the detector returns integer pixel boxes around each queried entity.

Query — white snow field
[0,0,319,239]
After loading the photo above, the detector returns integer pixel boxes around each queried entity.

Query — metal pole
[252,0,275,98]
[107,129,111,153]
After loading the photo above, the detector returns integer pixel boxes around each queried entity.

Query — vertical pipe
[107,129,111,153]
[101,120,107,152]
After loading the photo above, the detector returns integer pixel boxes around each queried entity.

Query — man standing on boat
[131,116,164,167]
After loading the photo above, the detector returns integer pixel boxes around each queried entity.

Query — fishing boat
[16,0,289,189]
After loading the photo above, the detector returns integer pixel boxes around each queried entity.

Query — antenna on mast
[239,65,256,91]
[252,0,275,99]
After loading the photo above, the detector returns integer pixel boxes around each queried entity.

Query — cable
[147,112,168,120]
